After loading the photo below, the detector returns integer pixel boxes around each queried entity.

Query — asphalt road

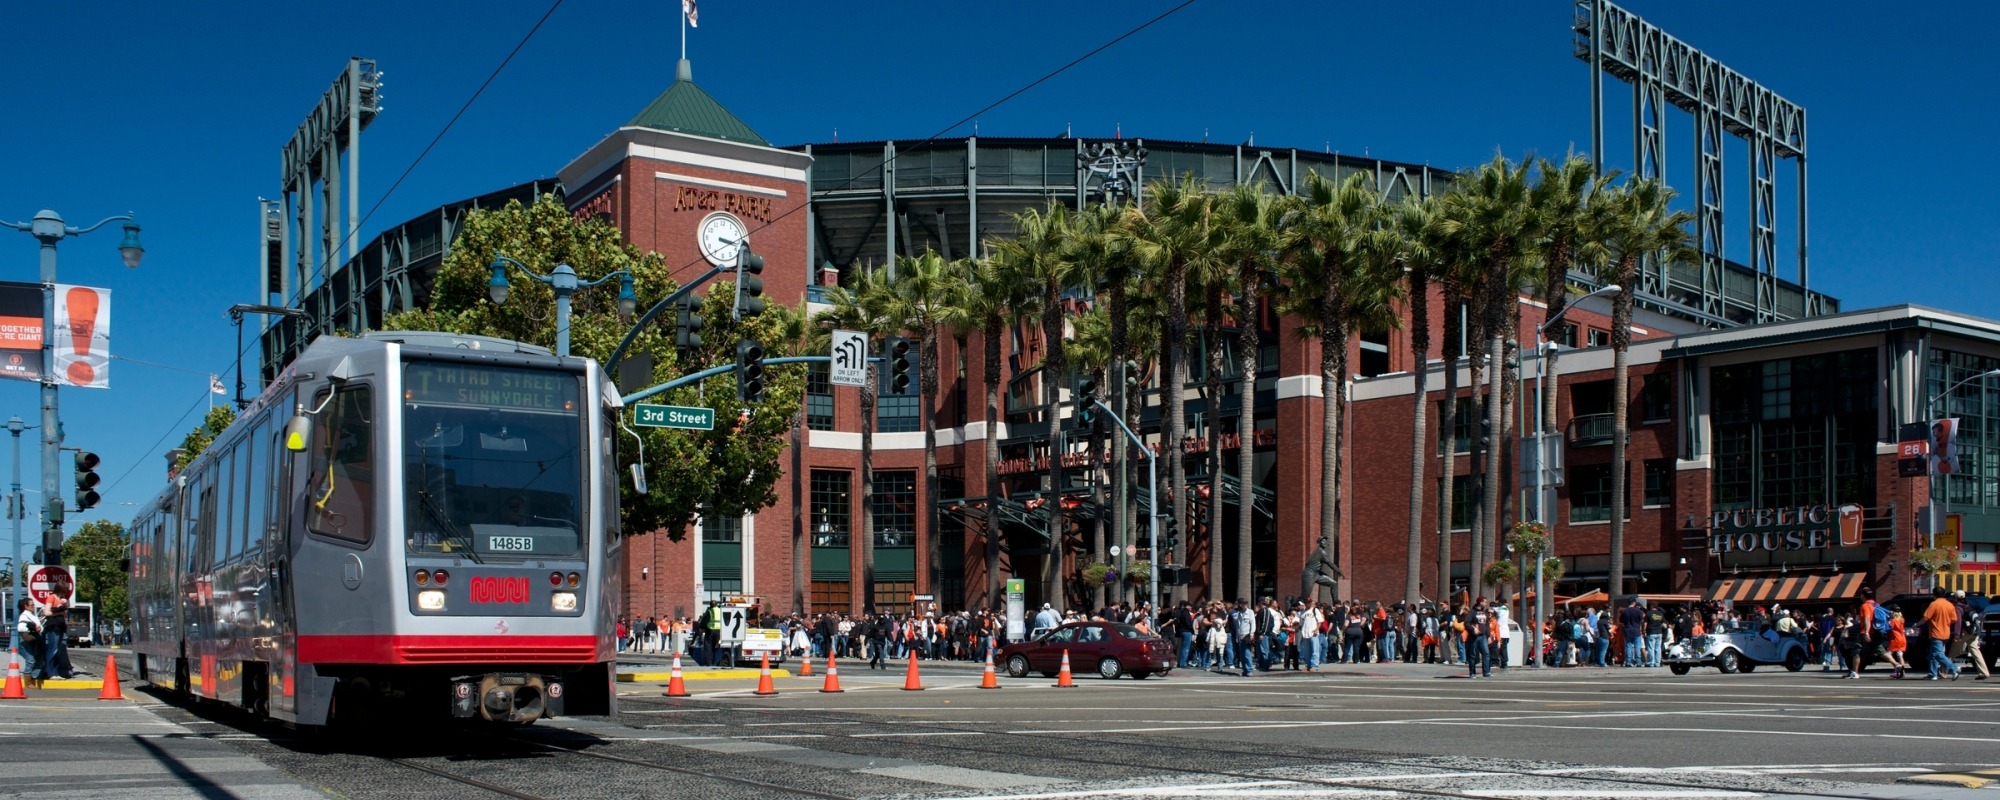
[53,651,2000,799]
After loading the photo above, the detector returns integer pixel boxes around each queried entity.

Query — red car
[998,621,1174,680]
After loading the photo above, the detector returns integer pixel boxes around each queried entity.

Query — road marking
[929,781,1391,799]
[1415,719,1953,740]
[1462,792,1754,798]
[850,731,986,737]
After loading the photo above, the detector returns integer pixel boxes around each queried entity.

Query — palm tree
[989,203,1083,611]
[1187,192,1236,604]
[1530,155,1614,441]
[1446,156,1538,598]
[816,267,900,613]
[940,256,1036,610]
[1274,171,1384,601]
[1381,193,1447,605]
[1064,202,1141,603]
[1128,176,1225,604]
[1596,178,1694,596]
[1214,183,1276,603]
[873,250,962,596]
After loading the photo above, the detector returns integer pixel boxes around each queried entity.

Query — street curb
[618,669,788,682]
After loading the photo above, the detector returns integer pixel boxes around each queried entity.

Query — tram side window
[244,416,269,554]
[307,387,374,545]
[216,445,239,565]
[185,477,206,572]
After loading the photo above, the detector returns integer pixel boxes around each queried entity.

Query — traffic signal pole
[1088,397,1157,614]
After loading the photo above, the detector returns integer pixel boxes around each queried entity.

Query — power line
[100,387,211,497]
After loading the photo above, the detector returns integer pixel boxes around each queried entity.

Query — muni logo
[469,576,531,604]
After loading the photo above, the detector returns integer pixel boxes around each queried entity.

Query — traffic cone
[978,648,1002,689]
[663,652,691,698]
[900,650,925,691]
[798,654,813,678]
[753,652,778,696]
[819,653,845,693]
[1054,649,1077,688]
[0,649,24,700]
[97,653,124,700]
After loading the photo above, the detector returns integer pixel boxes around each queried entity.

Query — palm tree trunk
[983,318,1003,609]
[1405,267,1430,605]
[1482,332,1505,601]
[1206,289,1229,604]
[1043,284,1067,612]
[1466,316,1487,598]
[791,410,807,615]
[1088,370,1107,612]
[1166,267,1189,606]
[1437,289,1461,606]
[1234,274,1259,608]
[1608,256,1637,598]
[1109,282,1130,607]
[860,368,877,615]
[920,326,941,596]
[1318,260,1344,602]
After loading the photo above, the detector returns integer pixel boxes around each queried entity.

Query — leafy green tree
[381,194,803,540]
[174,406,237,470]
[66,520,127,621]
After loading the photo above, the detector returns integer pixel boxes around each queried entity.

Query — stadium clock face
[697,212,747,266]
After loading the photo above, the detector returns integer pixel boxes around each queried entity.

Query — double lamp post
[1525,283,1619,667]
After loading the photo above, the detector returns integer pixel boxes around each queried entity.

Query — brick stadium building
[273,58,2000,619]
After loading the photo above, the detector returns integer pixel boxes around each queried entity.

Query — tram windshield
[402,361,585,560]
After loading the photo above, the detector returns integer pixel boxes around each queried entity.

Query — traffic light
[675,297,705,353]
[736,339,766,403]
[1077,378,1098,425]
[1161,514,1179,552]
[74,451,100,511]
[888,337,912,394]
[733,246,766,321]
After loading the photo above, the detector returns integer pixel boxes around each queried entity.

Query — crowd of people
[611,585,1992,681]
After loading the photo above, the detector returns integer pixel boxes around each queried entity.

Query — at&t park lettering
[674,186,772,222]
[1709,504,1835,554]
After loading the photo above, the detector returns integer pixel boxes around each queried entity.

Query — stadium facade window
[872,470,917,548]
[1710,348,1876,512]
[811,470,851,547]
[806,363,834,431]
[1571,463,1616,523]
[1928,348,2000,510]
[1644,459,1673,507]
[894,148,967,188]
[702,509,741,542]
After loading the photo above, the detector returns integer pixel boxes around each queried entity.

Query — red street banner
[0,281,42,382]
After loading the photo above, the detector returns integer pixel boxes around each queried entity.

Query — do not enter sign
[27,565,73,605]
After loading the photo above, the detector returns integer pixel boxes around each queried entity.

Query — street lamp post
[1924,367,2000,579]
[488,256,637,358]
[1529,283,1620,669]
[6,417,27,653]
[2,210,143,568]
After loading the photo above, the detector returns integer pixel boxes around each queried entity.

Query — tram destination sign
[633,403,714,431]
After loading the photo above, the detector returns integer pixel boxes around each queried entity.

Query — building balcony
[1568,413,1617,447]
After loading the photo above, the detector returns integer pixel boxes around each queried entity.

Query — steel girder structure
[1576,0,1822,325]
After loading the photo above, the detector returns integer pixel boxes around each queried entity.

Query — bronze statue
[1302,535,1342,605]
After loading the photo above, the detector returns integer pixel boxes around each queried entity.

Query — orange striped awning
[1704,572,1865,605]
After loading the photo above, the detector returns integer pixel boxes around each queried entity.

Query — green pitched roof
[626,59,768,147]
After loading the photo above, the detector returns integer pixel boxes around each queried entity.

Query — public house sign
[1707,503,1865,554]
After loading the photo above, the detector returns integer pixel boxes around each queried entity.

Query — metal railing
[1568,413,1617,447]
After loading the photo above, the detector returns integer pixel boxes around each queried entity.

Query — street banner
[0,281,41,382]
[53,284,110,389]
[830,330,867,387]
[1930,418,1961,476]
[1005,578,1025,641]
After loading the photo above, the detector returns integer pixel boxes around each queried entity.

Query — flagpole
[680,4,686,61]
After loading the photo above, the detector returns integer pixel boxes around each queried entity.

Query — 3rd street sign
[633,403,715,431]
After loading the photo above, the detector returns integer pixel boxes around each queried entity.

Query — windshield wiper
[417,490,483,564]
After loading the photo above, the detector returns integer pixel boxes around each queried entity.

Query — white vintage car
[1664,630,1810,675]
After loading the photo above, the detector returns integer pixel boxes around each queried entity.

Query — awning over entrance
[1704,573,1864,605]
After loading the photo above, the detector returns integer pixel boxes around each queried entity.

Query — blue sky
[0,1,1993,536]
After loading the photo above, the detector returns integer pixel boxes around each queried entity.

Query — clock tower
[559,58,812,620]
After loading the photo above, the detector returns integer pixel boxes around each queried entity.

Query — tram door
[267,394,300,716]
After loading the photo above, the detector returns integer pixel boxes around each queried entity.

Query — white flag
[209,374,226,395]
[682,0,697,27]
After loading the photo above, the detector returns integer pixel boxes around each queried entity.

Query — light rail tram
[127,331,624,726]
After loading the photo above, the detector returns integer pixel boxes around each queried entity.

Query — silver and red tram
[127,331,623,726]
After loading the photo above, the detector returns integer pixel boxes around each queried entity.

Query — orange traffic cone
[1054,649,1077,688]
[978,647,1002,689]
[0,649,24,699]
[819,653,845,693]
[663,652,691,698]
[900,650,925,691]
[97,653,124,700]
[753,652,779,696]
[798,653,813,678]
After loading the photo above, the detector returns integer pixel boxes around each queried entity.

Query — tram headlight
[417,590,447,611]
[551,590,578,612]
